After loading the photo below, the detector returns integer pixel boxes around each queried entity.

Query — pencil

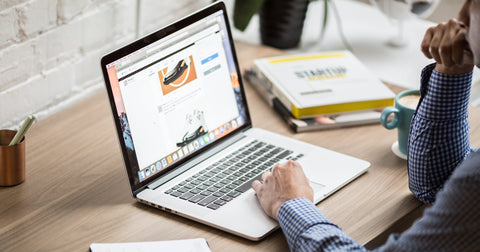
[9,115,35,146]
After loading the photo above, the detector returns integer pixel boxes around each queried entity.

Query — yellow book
[253,51,395,119]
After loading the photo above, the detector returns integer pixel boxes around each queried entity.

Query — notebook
[100,1,370,241]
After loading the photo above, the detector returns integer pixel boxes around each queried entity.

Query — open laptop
[100,1,370,241]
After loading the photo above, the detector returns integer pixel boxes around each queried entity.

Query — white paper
[90,238,211,252]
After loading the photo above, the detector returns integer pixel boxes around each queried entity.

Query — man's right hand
[251,160,314,220]
[421,19,474,75]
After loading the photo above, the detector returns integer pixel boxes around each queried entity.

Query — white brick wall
[0,0,213,129]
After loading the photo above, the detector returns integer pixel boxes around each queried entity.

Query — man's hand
[251,160,314,220]
[421,19,474,75]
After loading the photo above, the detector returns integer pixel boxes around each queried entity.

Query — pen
[9,115,36,146]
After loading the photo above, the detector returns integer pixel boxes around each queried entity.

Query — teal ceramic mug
[380,89,420,155]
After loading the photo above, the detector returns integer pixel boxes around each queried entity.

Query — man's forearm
[407,64,472,204]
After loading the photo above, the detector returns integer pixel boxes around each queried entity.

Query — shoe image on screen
[163,57,191,86]
[176,110,208,147]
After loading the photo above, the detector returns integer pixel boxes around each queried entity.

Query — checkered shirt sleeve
[408,63,473,204]
[278,198,367,252]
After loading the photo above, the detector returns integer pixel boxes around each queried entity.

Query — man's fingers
[429,24,445,64]
[452,29,469,64]
[262,170,272,182]
[251,180,262,193]
[421,27,434,58]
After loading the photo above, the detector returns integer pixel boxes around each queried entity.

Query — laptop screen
[101,3,250,192]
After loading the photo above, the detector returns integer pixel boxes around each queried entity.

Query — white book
[253,51,395,118]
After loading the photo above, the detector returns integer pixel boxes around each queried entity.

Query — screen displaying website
[105,10,247,184]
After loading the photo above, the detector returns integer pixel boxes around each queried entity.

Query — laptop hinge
[147,132,247,190]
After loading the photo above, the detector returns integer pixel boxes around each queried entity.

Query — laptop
[100,1,370,241]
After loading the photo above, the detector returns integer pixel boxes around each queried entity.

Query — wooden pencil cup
[0,130,25,186]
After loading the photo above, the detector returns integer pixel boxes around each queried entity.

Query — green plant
[232,0,329,32]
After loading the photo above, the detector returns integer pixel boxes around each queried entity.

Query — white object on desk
[90,238,211,252]
[232,0,480,91]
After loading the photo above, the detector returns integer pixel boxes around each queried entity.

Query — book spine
[252,63,295,114]
[244,69,299,132]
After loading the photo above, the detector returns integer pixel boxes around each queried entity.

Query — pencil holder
[0,130,25,186]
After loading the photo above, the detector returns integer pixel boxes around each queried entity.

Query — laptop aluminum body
[100,2,370,241]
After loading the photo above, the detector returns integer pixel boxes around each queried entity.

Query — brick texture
[0,0,212,129]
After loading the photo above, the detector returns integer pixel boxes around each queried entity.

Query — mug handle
[380,107,400,130]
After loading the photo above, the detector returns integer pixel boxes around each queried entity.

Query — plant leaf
[233,0,266,31]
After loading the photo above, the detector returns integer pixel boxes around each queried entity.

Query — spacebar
[235,174,263,193]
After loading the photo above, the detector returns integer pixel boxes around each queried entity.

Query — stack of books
[246,51,395,132]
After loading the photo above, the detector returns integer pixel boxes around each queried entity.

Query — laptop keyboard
[164,140,304,210]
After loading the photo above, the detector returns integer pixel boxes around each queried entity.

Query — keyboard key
[207,203,221,210]
[213,183,223,189]
[222,169,233,175]
[197,176,208,182]
[235,173,263,193]
[196,184,208,191]
[277,150,293,159]
[209,177,220,183]
[200,191,211,196]
[215,173,227,179]
[188,195,205,203]
[226,184,237,189]
[219,187,230,194]
[213,191,224,197]
[227,191,241,198]
[214,199,227,206]
[180,192,195,200]
[190,180,200,186]
[219,179,230,185]
[170,191,182,197]
[177,187,188,193]
[220,195,233,202]
[203,181,213,187]
[183,184,194,190]
[204,172,215,178]
[198,196,218,206]
[252,161,262,166]
[189,188,201,194]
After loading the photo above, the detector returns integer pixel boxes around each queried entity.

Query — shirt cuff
[417,64,472,121]
[278,198,338,248]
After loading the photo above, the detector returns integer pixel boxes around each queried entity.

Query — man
[252,1,480,251]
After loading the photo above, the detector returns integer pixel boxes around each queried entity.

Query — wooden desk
[1,42,479,251]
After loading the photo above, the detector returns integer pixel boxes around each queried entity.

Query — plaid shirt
[277,64,480,251]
